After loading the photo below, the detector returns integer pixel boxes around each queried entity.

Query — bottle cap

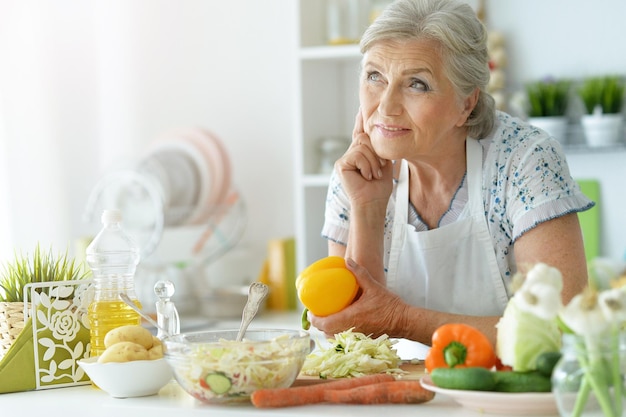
[154,280,176,300]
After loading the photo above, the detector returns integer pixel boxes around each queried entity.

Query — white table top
[0,381,473,417]
[0,378,560,417]
[0,311,559,417]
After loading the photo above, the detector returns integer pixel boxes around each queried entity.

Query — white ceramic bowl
[78,357,174,398]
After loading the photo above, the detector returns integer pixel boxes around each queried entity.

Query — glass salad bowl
[162,329,311,404]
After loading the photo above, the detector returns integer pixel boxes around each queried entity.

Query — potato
[151,336,161,348]
[98,341,149,363]
[104,325,154,350]
[147,336,163,359]
[148,343,163,360]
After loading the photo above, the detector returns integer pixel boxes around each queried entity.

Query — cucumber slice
[203,372,232,394]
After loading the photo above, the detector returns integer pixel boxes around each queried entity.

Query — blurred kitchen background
[1,0,625,315]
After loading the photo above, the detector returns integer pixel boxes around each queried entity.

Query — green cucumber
[430,367,496,391]
[203,372,232,394]
[493,370,552,392]
[430,367,552,393]
[535,351,562,377]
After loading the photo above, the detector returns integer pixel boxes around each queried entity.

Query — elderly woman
[310,0,593,345]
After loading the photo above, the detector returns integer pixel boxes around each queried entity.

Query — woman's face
[359,38,476,161]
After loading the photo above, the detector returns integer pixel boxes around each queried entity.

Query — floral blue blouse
[322,111,595,282]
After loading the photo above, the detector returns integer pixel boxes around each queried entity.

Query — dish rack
[83,127,247,314]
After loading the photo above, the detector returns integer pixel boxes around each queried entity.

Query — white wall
[480,0,626,86]
[0,0,624,282]
[0,0,297,283]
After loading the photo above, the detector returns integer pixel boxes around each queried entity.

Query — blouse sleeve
[496,127,595,242]
[321,170,351,246]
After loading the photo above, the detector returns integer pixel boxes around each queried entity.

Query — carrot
[323,380,435,405]
[250,374,395,408]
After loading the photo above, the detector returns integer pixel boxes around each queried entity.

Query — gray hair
[360,0,495,139]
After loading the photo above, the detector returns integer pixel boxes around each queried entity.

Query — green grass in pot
[578,75,625,115]
[525,78,572,117]
[0,244,90,302]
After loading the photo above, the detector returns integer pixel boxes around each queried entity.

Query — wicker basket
[0,302,29,360]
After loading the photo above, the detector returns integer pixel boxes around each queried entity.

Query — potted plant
[577,75,625,147]
[0,244,90,359]
[525,77,572,144]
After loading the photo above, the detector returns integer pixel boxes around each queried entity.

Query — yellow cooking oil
[88,298,142,357]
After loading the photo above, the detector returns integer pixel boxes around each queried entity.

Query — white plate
[138,144,201,226]
[85,169,165,257]
[147,130,216,226]
[420,375,558,415]
[183,128,232,221]
[392,338,430,360]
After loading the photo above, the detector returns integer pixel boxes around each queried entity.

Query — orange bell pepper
[425,323,496,372]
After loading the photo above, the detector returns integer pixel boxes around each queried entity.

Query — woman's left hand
[309,258,408,338]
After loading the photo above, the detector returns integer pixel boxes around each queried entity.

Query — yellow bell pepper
[296,256,359,317]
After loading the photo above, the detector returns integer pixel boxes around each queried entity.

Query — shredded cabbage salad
[301,328,404,378]
[170,334,309,402]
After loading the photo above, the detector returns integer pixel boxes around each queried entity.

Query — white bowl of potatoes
[78,325,174,398]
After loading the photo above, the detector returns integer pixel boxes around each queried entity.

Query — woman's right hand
[309,258,408,339]
[334,111,393,206]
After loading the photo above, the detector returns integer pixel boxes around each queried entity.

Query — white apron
[386,139,508,316]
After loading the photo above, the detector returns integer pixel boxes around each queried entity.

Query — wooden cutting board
[292,361,426,387]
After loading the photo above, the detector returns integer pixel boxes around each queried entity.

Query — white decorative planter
[528,116,569,144]
[581,113,624,147]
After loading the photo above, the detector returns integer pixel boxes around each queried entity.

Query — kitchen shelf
[559,122,626,153]
[294,0,366,272]
[564,143,626,153]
